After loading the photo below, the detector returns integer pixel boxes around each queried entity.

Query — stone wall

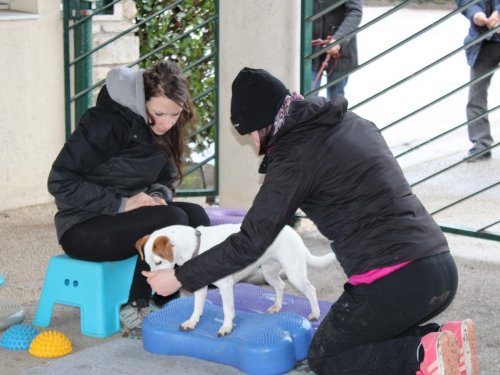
[91,0,139,101]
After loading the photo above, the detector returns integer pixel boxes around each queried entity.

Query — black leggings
[60,202,210,303]
[308,252,458,375]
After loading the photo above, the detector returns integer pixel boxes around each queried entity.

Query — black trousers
[466,41,499,148]
[60,202,210,303]
[308,252,458,375]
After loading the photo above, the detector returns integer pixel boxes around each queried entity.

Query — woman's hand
[151,195,167,205]
[124,192,165,212]
[486,11,499,32]
[142,269,182,297]
[473,12,489,27]
[327,43,341,57]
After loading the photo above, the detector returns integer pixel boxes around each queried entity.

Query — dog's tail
[305,251,336,269]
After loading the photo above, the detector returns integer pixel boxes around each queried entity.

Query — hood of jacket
[286,95,347,129]
[259,95,348,173]
[105,66,148,123]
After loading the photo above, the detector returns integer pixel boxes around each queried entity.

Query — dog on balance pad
[135,223,335,337]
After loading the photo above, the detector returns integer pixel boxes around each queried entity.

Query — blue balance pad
[207,283,333,331]
[142,297,313,375]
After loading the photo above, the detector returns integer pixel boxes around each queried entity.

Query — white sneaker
[119,300,151,339]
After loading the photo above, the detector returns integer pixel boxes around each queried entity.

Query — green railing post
[73,0,95,126]
[301,0,313,94]
[63,1,72,140]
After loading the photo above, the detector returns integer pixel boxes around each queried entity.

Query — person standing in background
[456,0,499,161]
[311,0,362,99]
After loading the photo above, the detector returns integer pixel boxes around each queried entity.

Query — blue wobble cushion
[207,283,334,331]
[142,297,313,375]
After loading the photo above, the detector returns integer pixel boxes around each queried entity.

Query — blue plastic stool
[33,254,137,338]
[0,274,5,287]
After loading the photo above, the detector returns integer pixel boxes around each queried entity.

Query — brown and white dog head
[135,225,198,271]
[135,234,174,271]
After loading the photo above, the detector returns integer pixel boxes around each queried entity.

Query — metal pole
[301,0,312,95]
[73,0,95,126]
[63,0,72,140]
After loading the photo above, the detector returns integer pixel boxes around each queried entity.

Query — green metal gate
[301,0,500,241]
[62,0,219,197]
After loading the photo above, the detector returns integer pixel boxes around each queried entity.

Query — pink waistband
[348,261,412,286]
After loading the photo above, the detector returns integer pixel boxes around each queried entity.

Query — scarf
[257,91,305,156]
[272,91,304,135]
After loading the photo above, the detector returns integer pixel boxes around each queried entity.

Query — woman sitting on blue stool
[47,59,210,338]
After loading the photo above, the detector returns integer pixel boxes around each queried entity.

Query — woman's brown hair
[143,59,194,182]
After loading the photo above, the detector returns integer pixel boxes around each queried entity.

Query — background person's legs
[326,72,348,99]
[311,70,348,99]
[465,42,499,160]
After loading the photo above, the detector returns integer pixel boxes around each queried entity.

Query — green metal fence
[62,0,219,197]
[301,0,500,241]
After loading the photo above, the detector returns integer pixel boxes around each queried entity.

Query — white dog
[135,223,335,336]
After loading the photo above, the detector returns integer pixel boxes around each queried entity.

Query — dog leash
[312,35,340,86]
[191,230,202,258]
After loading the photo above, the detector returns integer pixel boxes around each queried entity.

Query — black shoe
[150,291,181,309]
[464,146,491,162]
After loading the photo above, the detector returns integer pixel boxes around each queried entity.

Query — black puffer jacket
[48,85,176,241]
[176,96,449,292]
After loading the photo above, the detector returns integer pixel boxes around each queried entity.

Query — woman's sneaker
[417,331,460,375]
[440,320,478,375]
[119,299,151,339]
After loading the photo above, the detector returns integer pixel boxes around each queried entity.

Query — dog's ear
[134,235,149,261]
[153,236,174,263]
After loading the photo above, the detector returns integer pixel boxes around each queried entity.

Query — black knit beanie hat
[230,67,290,135]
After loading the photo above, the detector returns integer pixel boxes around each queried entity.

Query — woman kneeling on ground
[143,67,478,375]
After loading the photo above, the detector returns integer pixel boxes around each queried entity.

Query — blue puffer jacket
[48,69,176,241]
[456,0,500,66]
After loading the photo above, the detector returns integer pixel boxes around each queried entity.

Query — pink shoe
[440,320,478,375]
[416,331,460,375]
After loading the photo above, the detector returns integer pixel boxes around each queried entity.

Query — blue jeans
[311,70,348,99]
[308,252,458,375]
[466,41,500,148]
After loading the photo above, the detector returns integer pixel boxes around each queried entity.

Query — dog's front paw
[217,325,233,337]
[180,320,197,331]
[307,312,320,321]
[266,304,282,314]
